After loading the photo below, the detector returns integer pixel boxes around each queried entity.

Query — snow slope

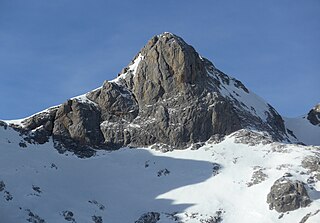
[1,125,320,223]
[285,116,320,146]
[212,71,272,122]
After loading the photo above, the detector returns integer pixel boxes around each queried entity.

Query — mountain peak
[156,32,178,39]
[112,33,212,106]
[155,32,185,43]
[4,33,290,155]
[142,32,196,59]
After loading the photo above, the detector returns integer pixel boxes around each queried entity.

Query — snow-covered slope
[1,124,320,223]
[285,116,320,146]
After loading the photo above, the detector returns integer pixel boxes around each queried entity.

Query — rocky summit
[8,33,288,156]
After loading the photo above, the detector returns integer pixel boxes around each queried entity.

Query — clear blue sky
[0,0,319,119]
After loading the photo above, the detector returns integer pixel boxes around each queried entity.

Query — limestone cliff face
[52,99,104,149]
[9,33,288,155]
[131,34,209,104]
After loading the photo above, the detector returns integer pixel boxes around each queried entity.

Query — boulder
[267,178,311,212]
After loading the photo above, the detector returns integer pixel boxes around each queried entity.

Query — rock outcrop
[0,180,5,191]
[52,99,105,157]
[267,177,311,212]
[135,212,160,223]
[21,107,58,144]
[7,33,289,155]
[307,104,320,126]
[302,155,320,181]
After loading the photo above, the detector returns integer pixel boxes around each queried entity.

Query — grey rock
[0,121,8,129]
[283,172,293,178]
[191,142,205,150]
[26,209,46,223]
[88,200,105,210]
[201,210,224,223]
[0,180,5,191]
[92,216,103,223]
[299,213,312,223]
[14,107,58,144]
[19,141,27,148]
[87,81,139,122]
[302,155,320,172]
[307,176,316,184]
[299,209,320,223]
[4,190,13,201]
[212,163,221,176]
[247,168,268,187]
[307,104,320,126]
[32,185,41,194]
[267,177,311,212]
[232,129,274,146]
[302,155,320,181]
[135,212,160,223]
[150,143,173,153]
[132,33,208,105]
[157,168,170,177]
[62,211,75,222]
[52,99,105,156]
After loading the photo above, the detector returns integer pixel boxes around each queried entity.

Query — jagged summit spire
[143,32,193,54]
[154,32,187,45]
[155,32,184,40]
[112,32,215,106]
[156,31,175,37]
[129,32,210,104]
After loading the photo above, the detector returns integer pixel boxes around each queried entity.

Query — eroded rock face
[267,178,311,212]
[131,34,208,105]
[11,107,58,144]
[87,81,139,122]
[7,33,289,155]
[52,99,105,152]
[307,104,320,126]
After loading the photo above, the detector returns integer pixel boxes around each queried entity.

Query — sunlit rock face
[7,33,287,155]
